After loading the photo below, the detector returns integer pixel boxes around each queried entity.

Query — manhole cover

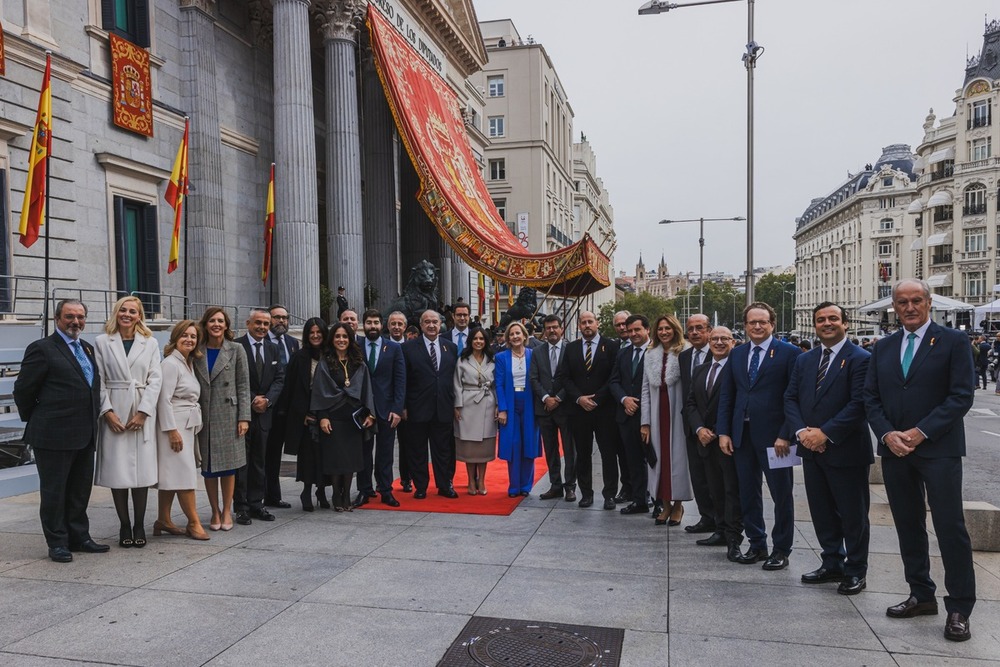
[439,617,624,667]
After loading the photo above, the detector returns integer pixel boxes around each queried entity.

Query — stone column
[179,1,226,306]
[315,0,365,308]
[452,255,468,303]
[438,238,453,306]
[361,42,399,312]
[272,0,320,317]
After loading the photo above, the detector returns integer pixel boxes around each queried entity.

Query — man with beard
[264,304,299,508]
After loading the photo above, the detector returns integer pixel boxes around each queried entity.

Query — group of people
[12,277,977,642]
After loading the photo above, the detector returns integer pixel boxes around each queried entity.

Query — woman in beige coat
[193,307,250,531]
[453,328,497,495]
[94,296,162,549]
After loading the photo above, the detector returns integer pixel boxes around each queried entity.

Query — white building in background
[793,145,920,332]
[910,19,1000,327]
[471,19,617,321]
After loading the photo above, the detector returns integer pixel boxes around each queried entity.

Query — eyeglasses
[686,325,708,332]
[709,336,733,343]
[746,320,770,327]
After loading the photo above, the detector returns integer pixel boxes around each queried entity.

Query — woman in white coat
[640,314,692,527]
[94,296,162,548]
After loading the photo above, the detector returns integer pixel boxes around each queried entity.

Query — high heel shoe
[301,489,314,512]
[315,489,331,510]
[153,520,185,536]
[118,526,134,548]
[654,512,668,526]
[668,503,684,527]
[132,525,147,548]
[186,525,210,541]
[209,514,222,531]
[220,512,234,531]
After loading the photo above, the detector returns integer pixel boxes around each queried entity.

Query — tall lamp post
[659,216,745,314]
[778,281,794,332]
[639,0,763,305]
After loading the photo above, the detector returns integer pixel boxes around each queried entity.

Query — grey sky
[473,0,997,278]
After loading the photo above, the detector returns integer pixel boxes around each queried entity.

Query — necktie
[748,346,762,384]
[706,361,720,394]
[368,341,377,373]
[816,347,832,389]
[902,332,917,378]
[457,331,465,356]
[71,340,94,386]
[631,347,641,376]
[584,340,593,371]
[254,341,264,377]
[550,344,559,379]
[693,348,702,371]
[276,335,287,365]
[429,341,438,371]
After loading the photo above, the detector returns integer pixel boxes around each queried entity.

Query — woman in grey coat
[453,327,497,495]
[193,307,250,531]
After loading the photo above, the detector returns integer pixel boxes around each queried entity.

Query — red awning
[366,9,610,298]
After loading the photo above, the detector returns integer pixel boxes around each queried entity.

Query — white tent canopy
[858,293,973,313]
[975,298,1000,319]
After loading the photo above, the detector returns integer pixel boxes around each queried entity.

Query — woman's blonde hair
[163,320,204,360]
[652,314,685,354]
[504,321,530,348]
[104,296,153,337]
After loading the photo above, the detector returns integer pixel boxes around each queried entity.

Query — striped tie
[748,346,762,384]
[816,347,832,389]
[584,340,593,372]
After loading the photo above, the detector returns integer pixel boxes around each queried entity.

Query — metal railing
[963,204,988,216]
[0,274,49,321]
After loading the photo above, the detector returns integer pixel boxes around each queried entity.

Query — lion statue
[500,287,545,329]
[388,260,440,326]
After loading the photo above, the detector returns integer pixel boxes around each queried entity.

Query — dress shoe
[684,518,716,534]
[401,481,413,493]
[413,490,427,499]
[696,532,727,547]
[352,493,371,508]
[235,511,253,526]
[539,487,562,500]
[735,547,768,565]
[437,487,459,499]
[250,508,275,521]
[578,495,594,508]
[564,489,577,502]
[362,489,377,498]
[315,489,331,509]
[837,576,867,596]
[508,492,519,498]
[886,596,938,618]
[265,500,292,509]
[801,567,844,584]
[613,493,629,504]
[944,612,971,642]
[70,539,110,554]
[603,498,616,510]
[48,546,73,563]
[153,520,185,537]
[300,489,314,512]
[726,543,743,563]
[620,503,649,515]
[762,552,789,571]
[380,493,401,507]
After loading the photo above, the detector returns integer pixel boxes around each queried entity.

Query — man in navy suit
[444,302,473,355]
[14,300,108,562]
[864,279,976,642]
[679,314,716,534]
[264,304,300,508]
[401,309,458,498]
[609,314,651,514]
[717,302,802,570]
[354,309,406,507]
[785,302,872,595]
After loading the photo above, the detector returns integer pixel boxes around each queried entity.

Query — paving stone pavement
[1,459,1000,666]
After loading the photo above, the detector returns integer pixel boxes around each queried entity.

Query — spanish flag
[477,272,485,316]
[164,118,189,274]
[508,283,515,307]
[494,280,501,324]
[18,53,52,248]
[261,163,275,284]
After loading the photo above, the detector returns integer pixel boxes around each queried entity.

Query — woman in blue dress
[494,322,540,497]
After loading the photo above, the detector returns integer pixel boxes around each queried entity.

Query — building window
[492,198,506,222]
[101,0,151,47]
[970,99,991,129]
[488,116,505,138]
[971,137,992,162]
[882,177,893,187]
[965,271,986,298]
[965,228,986,253]
[113,196,160,312]
[964,183,987,215]
[0,167,10,312]
[489,158,506,180]
[879,217,894,231]
[877,241,892,255]
[879,197,895,209]
[487,75,504,97]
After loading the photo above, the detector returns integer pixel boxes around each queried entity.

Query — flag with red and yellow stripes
[164,118,189,273]
[477,272,485,317]
[261,163,275,284]
[18,53,52,248]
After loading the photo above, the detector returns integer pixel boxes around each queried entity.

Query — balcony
[547,224,573,247]
[930,168,954,181]
[964,204,988,216]
[968,116,992,129]
[930,253,953,266]
[933,209,953,223]
[958,250,988,261]
[955,157,1000,174]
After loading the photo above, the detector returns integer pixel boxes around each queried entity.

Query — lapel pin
[769,349,774,359]
[840,359,846,369]
[929,338,936,346]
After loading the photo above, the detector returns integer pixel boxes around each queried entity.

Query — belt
[514,386,526,392]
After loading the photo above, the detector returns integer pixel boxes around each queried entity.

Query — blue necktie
[748,346,762,384]
[71,340,94,386]
[457,331,465,356]
[901,332,917,378]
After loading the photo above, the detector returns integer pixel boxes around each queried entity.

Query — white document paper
[767,444,802,469]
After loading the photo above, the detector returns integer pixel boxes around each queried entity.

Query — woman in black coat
[277,318,331,511]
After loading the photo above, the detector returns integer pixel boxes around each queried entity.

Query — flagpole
[183,200,189,314]
[42,51,52,337]
[269,162,275,305]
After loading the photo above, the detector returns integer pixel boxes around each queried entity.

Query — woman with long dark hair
[453,327,497,495]
[277,317,332,510]
[312,322,376,511]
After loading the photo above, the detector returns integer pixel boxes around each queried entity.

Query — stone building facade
[634,254,689,300]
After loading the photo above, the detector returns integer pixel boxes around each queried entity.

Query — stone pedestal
[963,501,1000,552]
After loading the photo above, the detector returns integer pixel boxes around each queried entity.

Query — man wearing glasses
[678,314,716,534]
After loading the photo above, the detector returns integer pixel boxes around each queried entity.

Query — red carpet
[360,458,549,516]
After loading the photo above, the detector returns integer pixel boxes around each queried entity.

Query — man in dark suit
[14,300,109,562]
[679,314,715,534]
[444,302,473,355]
[785,302,872,596]
[264,303,300,509]
[555,310,620,509]
[401,309,458,498]
[683,326,743,561]
[717,302,802,571]
[340,309,359,335]
[235,308,285,524]
[336,286,349,318]
[529,314,575,502]
[864,279,976,642]
[386,310,412,492]
[610,310,632,502]
[609,314,652,515]
[354,309,406,507]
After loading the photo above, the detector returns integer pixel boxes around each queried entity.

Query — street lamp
[778,281,794,332]
[639,0,763,305]
[659,216,745,314]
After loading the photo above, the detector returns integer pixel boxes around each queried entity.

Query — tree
[597,292,674,337]
[753,271,797,333]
